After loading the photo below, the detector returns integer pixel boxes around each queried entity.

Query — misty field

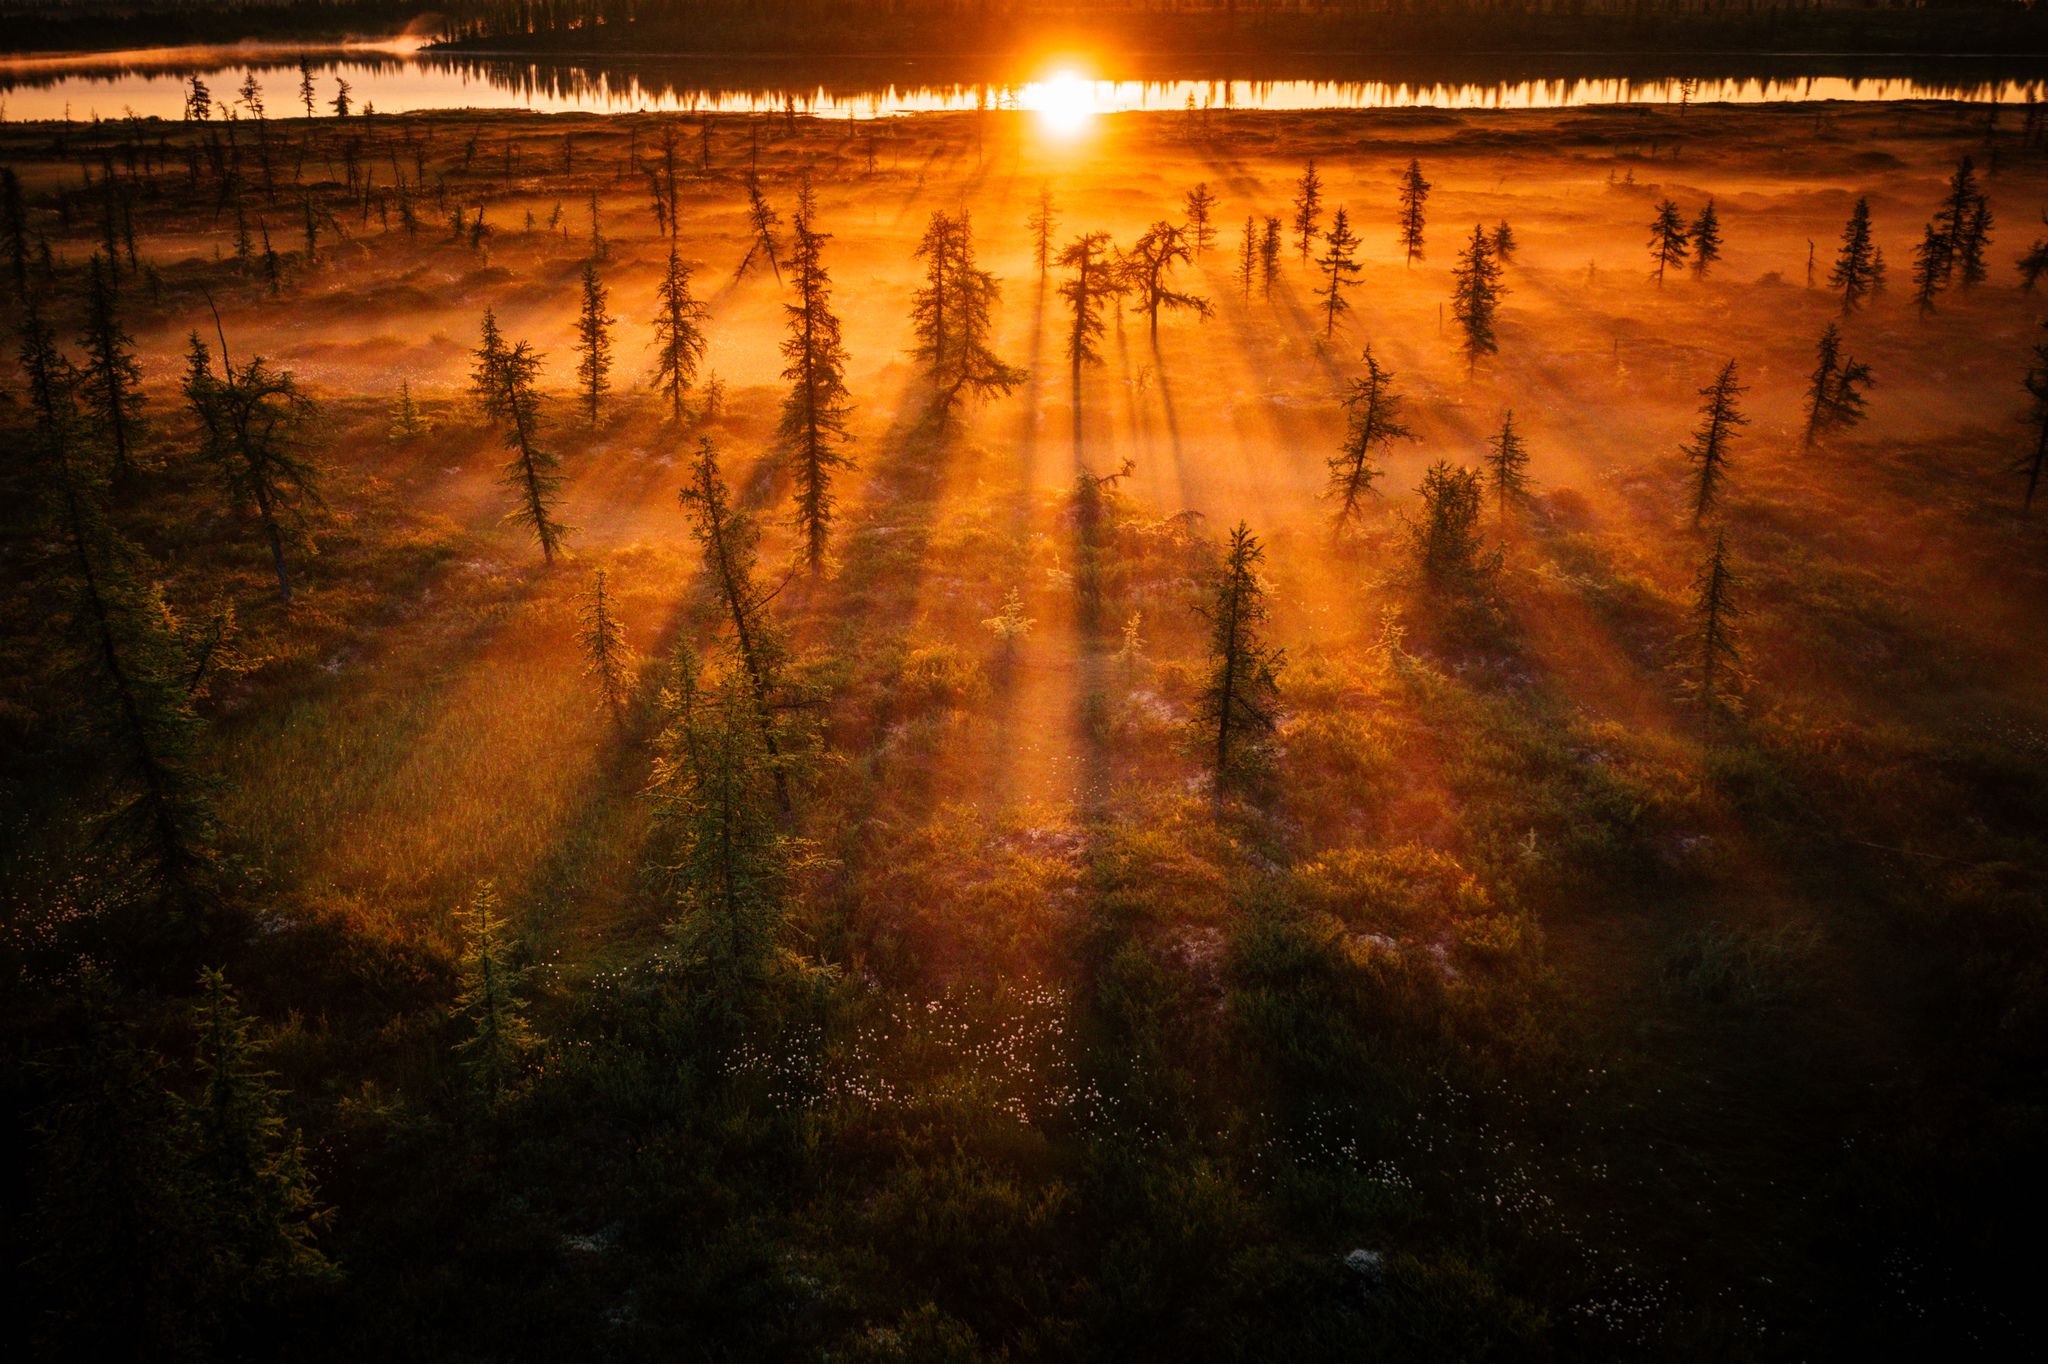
[3,92,2045,1359]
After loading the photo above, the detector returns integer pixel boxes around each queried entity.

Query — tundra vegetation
[0,94,2044,1361]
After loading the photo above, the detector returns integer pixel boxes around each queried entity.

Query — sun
[1032,70,1096,137]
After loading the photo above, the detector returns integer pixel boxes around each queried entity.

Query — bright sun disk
[1034,71,1095,136]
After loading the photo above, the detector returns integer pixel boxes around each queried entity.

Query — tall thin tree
[651,245,709,424]
[911,209,1025,415]
[1829,197,1884,311]
[1292,159,1323,264]
[1648,200,1690,285]
[1684,529,1745,745]
[1397,158,1430,265]
[1484,410,1534,522]
[78,253,146,478]
[1682,360,1748,526]
[1326,344,1415,527]
[183,327,322,603]
[1192,522,1284,788]
[574,260,615,427]
[780,198,856,574]
[1451,223,1507,373]
[1315,205,1363,337]
[1689,199,1723,279]
[1123,219,1211,343]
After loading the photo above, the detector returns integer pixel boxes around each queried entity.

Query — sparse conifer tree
[1649,199,1690,285]
[1802,323,1874,448]
[387,379,428,440]
[1193,522,1284,787]
[1124,219,1211,342]
[2019,223,2048,291]
[1932,155,1991,289]
[453,882,535,1102]
[1259,216,1282,297]
[2016,326,2048,511]
[579,568,631,724]
[298,58,316,119]
[1830,197,1883,311]
[678,439,799,815]
[1292,159,1323,264]
[1689,199,1723,278]
[1326,344,1415,526]
[2,166,29,301]
[1236,215,1257,300]
[1183,182,1218,256]
[1314,205,1363,337]
[186,74,212,122]
[1409,460,1494,595]
[183,331,322,602]
[472,317,568,563]
[1057,230,1124,392]
[329,78,350,119]
[781,202,856,573]
[185,967,336,1290]
[1490,218,1516,263]
[586,188,606,261]
[1958,196,1994,288]
[573,260,614,427]
[1683,529,1745,744]
[1682,359,1747,526]
[1485,410,1534,521]
[1451,222,1507,372]
[78,253,146,477]
[1911,221,1952,315]
[651,245,709,424]
[738,173,781,282]
[1027,184,1058,281]
[1397,158,1430,265]
[24,300,220,918]
[911,209,1025,414]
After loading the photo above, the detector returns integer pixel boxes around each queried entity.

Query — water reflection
[0,46,2039,124]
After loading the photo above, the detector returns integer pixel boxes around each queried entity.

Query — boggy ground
[2,96,2046,1359]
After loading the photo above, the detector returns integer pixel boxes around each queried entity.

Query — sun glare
[1032,70,1096,136]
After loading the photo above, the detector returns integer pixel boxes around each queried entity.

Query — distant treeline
[7,0,2048,56]
[426,0,2048,56]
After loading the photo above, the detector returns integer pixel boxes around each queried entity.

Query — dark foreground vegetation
[2,89,2047,1361]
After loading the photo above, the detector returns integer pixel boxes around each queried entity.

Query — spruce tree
[1684,529,1745,745]
[1689,199,1723,279]
[2019,225,2048,292]
[25,302,221,921]
[1192,522,1284,788]
[1485,410,1534,522]
[1236,215,1257,300]
[1183,181,1218,256]
[652,244,709,424]
[910,209,1024,414]
[1682,360,1748,526]
[1259,215,1283,297]
[1326,344,1415,527]
[473,318,568,563]
[1958,196,1994,288]
[1292,158,1323,264]
[738,172,781,282]
[1027,184,1058,282]
[1451,222,1507,373]
[1056,230,1124,391]
[387,380,429,440]
[183,332,322,602]
[1315,205,1362,337]
[579,568,631,724]
[1397,158,1430,265]
[453,882,535,1102]
[1490,218,1516,263]
[678,439,797,815]
[2,166,28,301]
[78,253,146,478]
[1649,199,1690,285]
[1933,155,1990,289]
[574,260,614,427]
[1124,219,1211,342]
[1911,221,1952,316]
[781,200,856,573]
[1802,323,1874,448]
[2017,327,2048,511]
[1409,460,1493,595]
[186,967,337,1293]
[1829,197,1883,311]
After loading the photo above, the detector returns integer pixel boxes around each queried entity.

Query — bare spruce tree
[1192,522,1284,788]
[1027,184,1058,282]
[1682,360,1747,526]
[1326,344,1415,527]
[1124,219,1211,343]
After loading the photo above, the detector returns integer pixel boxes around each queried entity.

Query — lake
[0,41,2040,125]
